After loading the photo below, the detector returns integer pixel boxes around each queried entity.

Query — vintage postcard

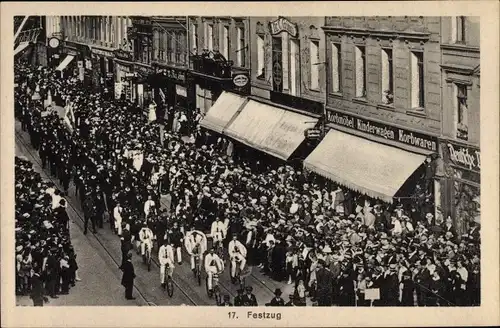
[1,1,499,327]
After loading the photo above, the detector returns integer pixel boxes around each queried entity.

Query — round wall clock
[48,37,60,49]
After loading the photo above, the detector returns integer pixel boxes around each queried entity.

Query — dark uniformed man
[242,286,258,306]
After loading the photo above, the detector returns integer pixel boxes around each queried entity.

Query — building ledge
[441,43,480,53]
[151,61,188,70]
[248,95,322,119]
[406,109,427,118]
[322,26,431,41]
[441,64,477,76]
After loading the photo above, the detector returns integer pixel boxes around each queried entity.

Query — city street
[15,121,295,306]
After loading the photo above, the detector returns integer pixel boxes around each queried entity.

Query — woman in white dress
[148,101,157,123]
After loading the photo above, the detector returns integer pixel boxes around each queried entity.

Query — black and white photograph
[1,2,499,328]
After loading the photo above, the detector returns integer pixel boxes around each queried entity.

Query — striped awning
[56,55,75,71]
[199,91,247,134]
[14,42,30,56]
[304,129,426,203]
[224,100,318,160]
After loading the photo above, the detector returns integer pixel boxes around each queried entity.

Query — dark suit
[242,293,258,306]
[30,274,45,306]
[266,297,285,306]
[316,268,334,306]
[120,260,136,299]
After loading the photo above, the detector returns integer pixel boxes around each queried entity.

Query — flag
[159,88,166,103]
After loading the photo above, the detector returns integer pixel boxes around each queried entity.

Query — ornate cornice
[322,26,431,42]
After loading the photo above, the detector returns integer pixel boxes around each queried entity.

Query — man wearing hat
[265,288,285,306]
[120,252,136,300]
[242,286,258,306]
[315,259,335,306]
[233,288,244,306]
[219,294,233,306]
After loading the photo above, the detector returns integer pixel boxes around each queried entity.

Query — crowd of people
[15,60,481,307]
[15,156,80,306]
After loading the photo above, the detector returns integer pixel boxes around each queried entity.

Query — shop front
[304,108,440,215]
[58,41,92,87]
[188,53,251,114]
[440,140,481,235]
[91,46,116,95]
[133,62,155,109]
[149,65,189,127]
[113,48,135,102]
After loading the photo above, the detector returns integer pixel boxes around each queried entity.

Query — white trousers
[175,246,182,263]
[213,232,223,244]
[230,254,246,277]
[206,265,218,290]
[141,240,153,256]
[190,254,201,270]
[115,218,122,235]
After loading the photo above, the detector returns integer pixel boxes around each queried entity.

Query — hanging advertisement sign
[115,82,123,99]
[176,85,187,97]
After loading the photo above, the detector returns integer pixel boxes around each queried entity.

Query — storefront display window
[453,168,480,234]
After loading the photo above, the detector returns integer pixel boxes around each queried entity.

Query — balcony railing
[190,52,233,78]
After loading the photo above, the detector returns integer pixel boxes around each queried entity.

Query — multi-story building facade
[149,16,189,118]
[249,16,326,117]
[54,16,132,95]
[14,16,45,66]
[439,16,480,234]
[300,17,445,217]
[188,16,251,114]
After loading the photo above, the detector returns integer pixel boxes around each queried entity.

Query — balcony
[190,52,233,79]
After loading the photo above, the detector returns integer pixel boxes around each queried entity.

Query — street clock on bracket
[48,37,61,49]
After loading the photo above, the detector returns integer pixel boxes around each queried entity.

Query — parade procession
[12,14,482,308]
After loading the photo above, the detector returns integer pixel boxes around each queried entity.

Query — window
[175,32,183,63]
[289,38,300,96]
[410,51,424,109]
[381,48,394,104]
[330,43,341,93]
[455,84,468,140]
[257,34,265,79]
[355,46,366,98]
[207,24,213,51]
[191,23,198,52]
[310,40,320,90]
[153,30,160,61]
[451,16,466,43]
[167,32,174,63]
[272,37,283,92]
[222,26,229,60]
[237,26,246,67]
[158,30,165,61]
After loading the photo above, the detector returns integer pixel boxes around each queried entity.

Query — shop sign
[176,85,187,97]
[92,47,114,58]
[232,74,249,87]
[446,142,480,172]
[304,128,321,139]
[269,17,298,37]
[326,109,438,152]
[135,65,155,77]
[114,49,134,61]
[159,68,186,83]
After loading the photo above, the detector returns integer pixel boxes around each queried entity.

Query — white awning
[14,42,30,56]
[224,100,318,160]
[56,55,75,71]
[199,91,247,134]
[304,129,426,203]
